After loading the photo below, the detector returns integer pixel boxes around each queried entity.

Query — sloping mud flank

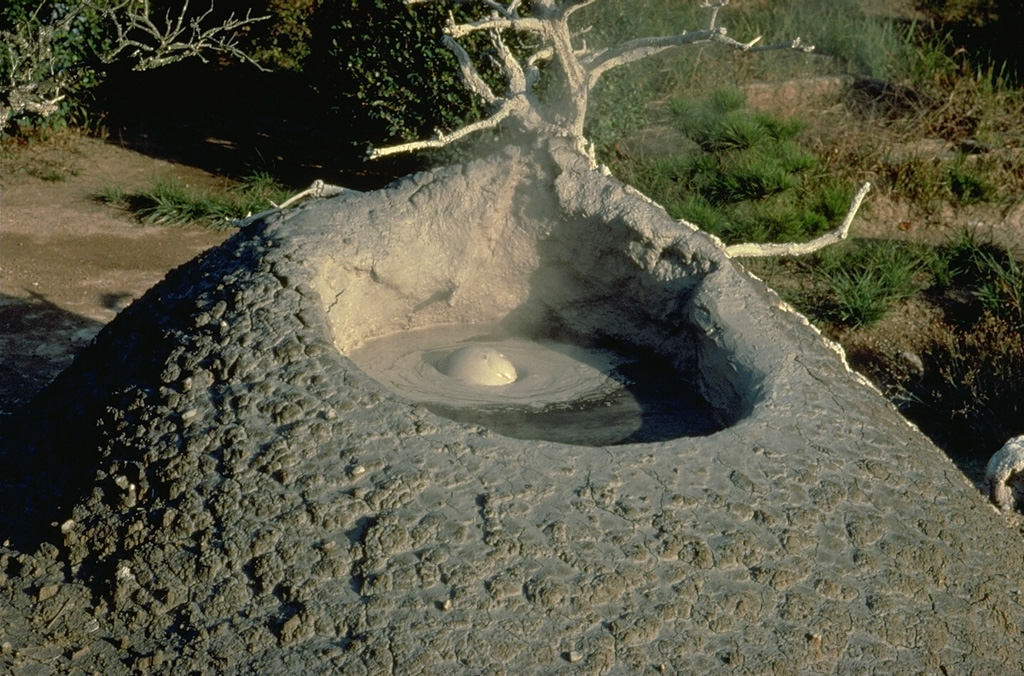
[2,140,1022,674]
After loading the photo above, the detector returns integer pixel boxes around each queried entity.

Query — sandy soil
[1,135,231,415]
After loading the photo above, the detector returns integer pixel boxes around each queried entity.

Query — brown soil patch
[1,134,231,414]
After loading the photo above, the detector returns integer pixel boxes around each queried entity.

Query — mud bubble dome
[348,324,725,446]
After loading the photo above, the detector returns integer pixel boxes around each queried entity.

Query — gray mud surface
[2,141,1023,674]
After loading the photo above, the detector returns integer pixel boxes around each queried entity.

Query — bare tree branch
[585,29,812,88]
[99,0,267,71]
[583,29,718,85]
[0,6,80,130]
[232,180,350,227]
[367,101,522,159]
[526,46,554,91]
[563,0,602,19]
[375,0,813,164]
[701,0,729,30]
[490,28,527,96]
[446,15,547,39]
[724,182,872,258]
[747,37,813,54]
[442,35,498,104]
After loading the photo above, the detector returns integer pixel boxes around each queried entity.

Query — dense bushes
[303,1,481,146]
[0,1,112,129]
[2,0,484,149]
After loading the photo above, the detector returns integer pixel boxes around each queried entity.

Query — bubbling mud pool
[348,324,725,446]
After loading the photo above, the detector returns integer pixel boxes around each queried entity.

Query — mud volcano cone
[2,140,1023,674]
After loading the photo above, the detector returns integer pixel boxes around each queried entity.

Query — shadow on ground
[0,292,104,418]
[94,62,427,192]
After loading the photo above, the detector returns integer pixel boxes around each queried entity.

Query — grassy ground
[96,173,292,230]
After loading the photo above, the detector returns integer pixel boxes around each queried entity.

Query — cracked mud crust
[2,142,1023,675]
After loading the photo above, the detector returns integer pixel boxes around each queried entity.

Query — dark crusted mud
[2,141,1023,675]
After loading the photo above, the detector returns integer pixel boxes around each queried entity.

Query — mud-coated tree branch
[368,101,523,159]
[562,0,601,19]
[232,179,350,228]
[583,29,720,85]
[442,35,498,104]
[724,182,872,258]
[445,15,547,39]
[376,0,812,160]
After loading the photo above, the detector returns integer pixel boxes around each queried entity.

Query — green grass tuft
[932,229,1024,327]
[946,157,995,205]
[97,174,292,230]
[811,240,931,328]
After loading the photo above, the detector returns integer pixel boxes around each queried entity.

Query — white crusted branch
[701,0,729,30]
[232,180,349,227]
[748,37,813,53]
[584,29,717,84]
[408,0,522,9]
[446,16,547,39]
[368,102,521,159]
[99,0,267,71]
[526,47,554,91]
[376,0,814,160]
[491,28,528,95]
[442,35,498,104]
[986,436,1024,512]
[585,29,812,88]
[724,182,871,258]
[563,0,601,19]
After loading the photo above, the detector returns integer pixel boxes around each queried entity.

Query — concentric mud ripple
[350,324,624,408]
[349,324,722,445]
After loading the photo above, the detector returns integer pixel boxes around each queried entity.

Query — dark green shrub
[304,0,483,146]
[1,0,272,133]
[246,0,318,71]
[0,1,113,131]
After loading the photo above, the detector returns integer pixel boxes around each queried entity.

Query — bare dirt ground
[1,135,231,415]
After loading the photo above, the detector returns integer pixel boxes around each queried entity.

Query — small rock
[896,350,924,378]
[986,436,1024,511]
[37,584,59,602]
